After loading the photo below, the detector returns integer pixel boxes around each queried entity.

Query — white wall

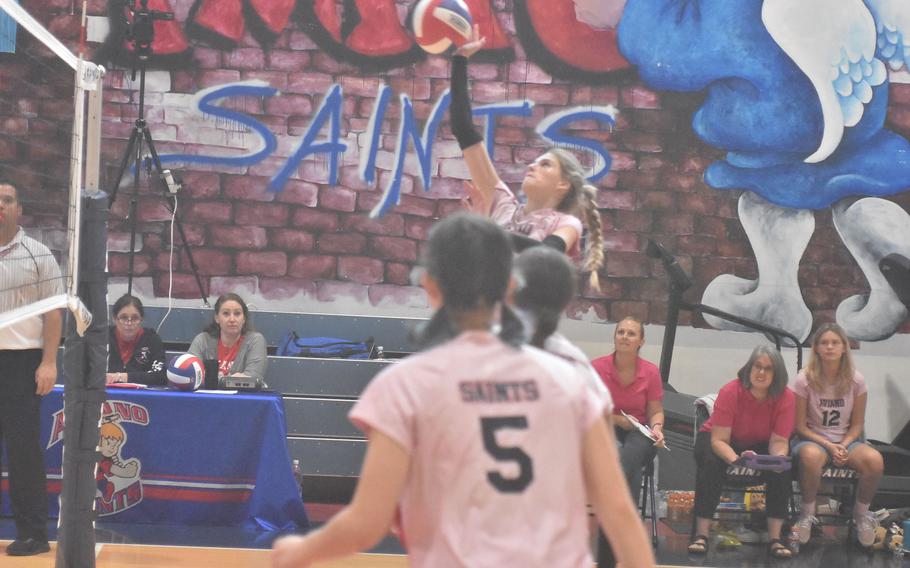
[562,318,910,443]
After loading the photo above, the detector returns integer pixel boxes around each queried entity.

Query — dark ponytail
[498,304,526,348]
[411,306,459,350]
[414,213,521,350]
[512,247,577,348]
[527,307,561,348]
[413,303,526,351]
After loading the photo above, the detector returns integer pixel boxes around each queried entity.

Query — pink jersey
[544,332,614,413]
[349,331,606,568]
[793,370,867,443]
[489,181,583,258]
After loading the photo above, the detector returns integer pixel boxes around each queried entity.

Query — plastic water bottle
[291,459,303,497]
[657,490,668,520]
[788,524,800,555]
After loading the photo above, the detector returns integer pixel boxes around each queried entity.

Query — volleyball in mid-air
[411,0,473,55]
[166,354,204,391]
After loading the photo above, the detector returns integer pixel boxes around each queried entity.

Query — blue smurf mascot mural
[619,0,910,341]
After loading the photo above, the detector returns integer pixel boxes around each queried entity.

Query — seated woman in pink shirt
[271,214,655,568]
[591,316,665,506]
[791,323,884,548]
[591,318,662,568]
[690,345,796,559]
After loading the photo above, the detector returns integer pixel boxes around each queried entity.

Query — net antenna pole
[107,0,208,305]
[57,6,110,567]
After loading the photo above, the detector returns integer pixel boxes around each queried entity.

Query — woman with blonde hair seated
[791,322,884,548]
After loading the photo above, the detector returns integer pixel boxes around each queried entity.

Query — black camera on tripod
[107,0,208,304]
[122,0,174,61]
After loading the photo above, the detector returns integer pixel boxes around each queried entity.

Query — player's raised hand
[454,24,485,58]
[461,180,491,215]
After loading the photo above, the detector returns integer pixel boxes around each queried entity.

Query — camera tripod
[108,0,208,304]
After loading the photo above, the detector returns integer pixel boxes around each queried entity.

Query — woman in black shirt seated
[107,294,166,386]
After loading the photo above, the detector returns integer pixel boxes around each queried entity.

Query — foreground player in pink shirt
[272,214,654,568]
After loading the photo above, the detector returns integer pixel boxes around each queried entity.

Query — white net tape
[0,0,102,336]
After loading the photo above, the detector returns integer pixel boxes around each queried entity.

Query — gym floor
[0,512,905,567]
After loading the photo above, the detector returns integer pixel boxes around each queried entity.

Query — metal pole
[659,284,683,385]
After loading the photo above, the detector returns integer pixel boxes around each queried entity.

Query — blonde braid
[579,184,605,291]
[546,148,606,290]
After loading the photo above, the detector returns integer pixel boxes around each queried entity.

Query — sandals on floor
[769,539,793,559]
[688,534,709,555]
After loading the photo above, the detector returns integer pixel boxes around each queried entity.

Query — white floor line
[93,542,272,552]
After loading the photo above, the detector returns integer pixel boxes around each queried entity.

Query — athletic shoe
[6,538,50,556]
[855,512,878,547]
[796,514,819,544]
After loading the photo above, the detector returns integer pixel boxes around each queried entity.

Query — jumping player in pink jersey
[792,322,884,548]
[449,27,606,290]
[271,214,653,568]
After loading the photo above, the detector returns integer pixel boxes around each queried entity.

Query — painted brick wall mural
[19,0,910,342]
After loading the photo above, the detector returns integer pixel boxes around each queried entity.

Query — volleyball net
[0,0,103,336]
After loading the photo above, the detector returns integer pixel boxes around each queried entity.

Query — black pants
[693,431,791,521]
[616,427,657,506]
[596,428,655,567]
[0,349,49,541]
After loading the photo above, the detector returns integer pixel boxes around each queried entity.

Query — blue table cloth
[2,387,308,531]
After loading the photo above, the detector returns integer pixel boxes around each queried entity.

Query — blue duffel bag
[276,332,377,359]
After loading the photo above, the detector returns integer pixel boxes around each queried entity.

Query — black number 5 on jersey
[480,416,534,493]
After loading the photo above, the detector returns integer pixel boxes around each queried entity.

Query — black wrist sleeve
[509,232,541,253]
[450,56,483,150]
[542,235,567,253]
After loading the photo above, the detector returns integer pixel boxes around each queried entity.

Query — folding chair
[792,462,860,541]
[640,458,659,547]
[693,398,796,529]
[597,457,660,567]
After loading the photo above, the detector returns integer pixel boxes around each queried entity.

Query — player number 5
[480,416,534,493]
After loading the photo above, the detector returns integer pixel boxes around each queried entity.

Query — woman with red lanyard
[107,294,166,386]
[188,293,267,385]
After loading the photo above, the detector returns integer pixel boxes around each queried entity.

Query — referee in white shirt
[0,180,62,557]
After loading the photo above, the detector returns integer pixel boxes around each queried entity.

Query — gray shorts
[791,437,865,461]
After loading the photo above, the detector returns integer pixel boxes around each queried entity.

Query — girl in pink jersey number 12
[271,214,654,568]
[791,323,884,548]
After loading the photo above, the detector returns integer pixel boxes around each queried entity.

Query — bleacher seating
[141,306,424,501]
